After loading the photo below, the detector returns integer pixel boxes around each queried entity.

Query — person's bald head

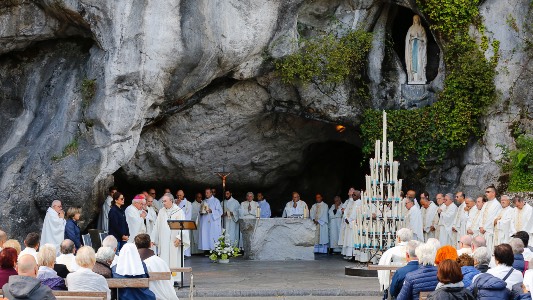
[460,235,472,248]
[472,235,486,251]
[17,254,38,277]
[0,230,7,247]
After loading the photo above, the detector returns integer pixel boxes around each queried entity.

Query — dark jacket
[93,261,113,278]
[112,262,155,300]
[428,286,475,300]
[513,254,525,273]
[64,219,81,250]
[108,205,129,242]
[476,264,489,273]
[467,272,510,300]
[390,260,419,298]
[39,277,66,291]
[53,264,69,279]
[1,275,55,300]
[0,267,17,288]
[461,266,480,287]
[397,265,439,300]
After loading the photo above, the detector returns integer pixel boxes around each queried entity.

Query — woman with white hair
[397,242,439,300]
[472,247,490,273]
[37,244,66,290]
[378,228,413,292]
[66,246,110,300]
[93,247,115,278]
[112,243,156,299]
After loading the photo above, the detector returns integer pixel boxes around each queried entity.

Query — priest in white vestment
[98,187,117,231]
[41,200,66,249]
[377,228,412,291]
[176,190,193,256]
[328,196,343,253]
[404,198,423,241]
[145,197,158,237]
[479,186,502,253]
[151,195,190,283]
[240,192,259,219]
[494,195,513,245]
[198,188,223,251]
[190,193,203,254]
[452,192,468,246]
[338,188,360,259]
[511,195,533,246]
[223,191,240,245]
[282,192,309,218]
[434,193,445,238]
[135,233,178,300]
[310,194,329,253]
[420,192,438,241]
[467,197,484,236]
[438,194,458,246]
[125,195,147,243]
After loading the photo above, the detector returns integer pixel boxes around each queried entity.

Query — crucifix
[214,167,231,229]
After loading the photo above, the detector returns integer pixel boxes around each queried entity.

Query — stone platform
[239,218,316,260]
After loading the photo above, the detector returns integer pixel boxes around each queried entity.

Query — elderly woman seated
[510,238,526,273]
[66,246,111,300]
[112,243,156,300]
[0,247,18,287]
[457,253,480,287]
[396,242,439,300]
[473,247,490,273]
[37,244,67,290]
[93,247,115,278]
[428,259,474,299]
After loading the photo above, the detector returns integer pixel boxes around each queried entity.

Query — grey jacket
[2,275,55,299]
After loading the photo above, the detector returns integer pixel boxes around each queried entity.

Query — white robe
[338,198,360,257]
[190,201,202,254]
[223,197,240,245]
[198,196,222,250]
[41,207,66,249]
[144,255,179,300]
[421,202,439,241]
[512,204,533,246]
[452,202,468,246]
[479,199,502,253]
[239,200,259,219]
[176,199,193,256]
[150,204,190,282]
[125,205,146,243]
[438,203,458,246]
[328,204,343,251]
[377,242,408,291]
[406,205,423,241]
[494,206,514,245]
[282,200,309,218]
[98,196,113,231]
[146,206,158,239]
[466,206,482,236]
[310,202,329,245]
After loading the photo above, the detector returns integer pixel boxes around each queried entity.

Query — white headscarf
[115,243,145,276]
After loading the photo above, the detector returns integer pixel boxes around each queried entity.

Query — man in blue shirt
[257,192,271,218]
[389,240,420,299]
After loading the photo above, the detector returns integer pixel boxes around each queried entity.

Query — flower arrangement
[209,230,241,261]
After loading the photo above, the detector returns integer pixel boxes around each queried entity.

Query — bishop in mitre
[310,193,329,254]
[151,194,190,283]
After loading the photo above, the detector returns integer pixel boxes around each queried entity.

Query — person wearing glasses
[478,185,502,254]
[41,200,66,250]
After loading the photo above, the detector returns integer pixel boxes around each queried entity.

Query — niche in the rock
[390,5,440,83]
[265,141,365,217]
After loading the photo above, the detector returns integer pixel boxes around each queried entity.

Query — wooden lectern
[167,220,197,289]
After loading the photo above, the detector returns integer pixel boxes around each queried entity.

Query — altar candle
[389,141,393,182]
[380,181,384,202]
[370,159,374,181]
[375,140,380,164]
[303,207,308,219]
[256,207,260,218]
[394,161,399,182]
[383,111,387,149]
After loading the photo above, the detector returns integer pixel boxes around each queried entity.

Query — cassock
[190,201,202,254]
[98,195,113,231]
[176,199,193,256]
[421,202,439,241]
[239,200,259,219]
[328,204,343,252]
[479,199,502,253]
[452,202,468,245]
[223,197,240,245]
[150,204,190,282]
[125,205,146,243]
[438,203,458,246]
[41,207,66,249]
[198,196,222,251]
[146,206,157,237]
[143,255,178,300]
[377,242,408,291]
[338,198,360,258]
[494,206,513,245]
[405,205,423,241]
[282,200,309,217]
[512,203,533,246]
[257,200,271,218]
[466,206,481,236]
[310,202,329,253]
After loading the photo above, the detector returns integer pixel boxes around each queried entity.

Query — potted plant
[209,230,241,263]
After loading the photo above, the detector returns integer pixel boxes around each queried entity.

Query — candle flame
[335,125,346,132]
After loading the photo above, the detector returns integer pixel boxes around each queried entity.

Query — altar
[239,218,316,260]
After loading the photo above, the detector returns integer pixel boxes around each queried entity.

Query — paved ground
[175,254,381,299]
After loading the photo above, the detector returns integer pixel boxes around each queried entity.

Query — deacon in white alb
[282,192,309,218]
[150,195,190,283]
[420,192,438,241]
[452,192,468,246]
[41,200,66,249]
[511,195,533,246]
[494,195,513,245]
[404,197,423,242]
[438,194,458,246]
[98,186,117,231]
[338,188,360,260]
[223,190,240,245]
[239,192,259,219]
[198,188,223,251]
[466,196,484,236]
[479,185,502,253]
[190,193,203,254]
[328,196,343,253]
[145,196,158,237]
[175,190,193,256]
[310,193,329,254]
[125,195,147,243]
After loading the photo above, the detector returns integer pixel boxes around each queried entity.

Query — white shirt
[18,247,38,262]
[486,264,523,289]
[66,267,111,300]
[57,253,80,272]
[457,247,473,256]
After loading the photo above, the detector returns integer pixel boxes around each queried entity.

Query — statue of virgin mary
[405,15,427,84]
